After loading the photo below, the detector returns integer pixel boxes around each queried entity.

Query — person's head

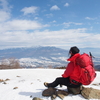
[69,46,80,57]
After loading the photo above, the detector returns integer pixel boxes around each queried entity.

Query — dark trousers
[48,77,82,88]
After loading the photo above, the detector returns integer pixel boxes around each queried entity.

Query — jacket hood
[67,53,80,62]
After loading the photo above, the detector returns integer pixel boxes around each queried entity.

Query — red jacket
[62,53,81,83]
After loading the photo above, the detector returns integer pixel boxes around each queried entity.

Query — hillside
[0,46,68,68]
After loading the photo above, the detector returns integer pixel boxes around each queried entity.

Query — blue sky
[0,0,100,50]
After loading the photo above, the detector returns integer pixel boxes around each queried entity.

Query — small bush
[0,58,21,69]
[54,66,66,69]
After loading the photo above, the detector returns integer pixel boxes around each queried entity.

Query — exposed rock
[13,87,18,89]
[42,87,56,97]
[0,79,4,82]
[5,78,10,81]
[0,78,10,84]
[67,85,83,95]
[92,83,98,86]
[42,87,69,99]
[56,90,69,99]
[51,94,57,100]
[42,86,100,99]
[32,97,43,100]
[81,87,100,99]
[56,90,69,96]
[3,82,7,84]
[16,76,21,77]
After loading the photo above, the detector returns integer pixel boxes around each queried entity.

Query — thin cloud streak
[85,17,97,20]
[63,22,83,28]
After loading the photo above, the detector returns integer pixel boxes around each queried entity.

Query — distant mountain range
[79,47,100,56]
[0,46,68,68]
[0,46,100,68]
[0,46,68,59]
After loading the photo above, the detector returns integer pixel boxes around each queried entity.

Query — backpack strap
[89,52,95,68]
[73,58,82,84]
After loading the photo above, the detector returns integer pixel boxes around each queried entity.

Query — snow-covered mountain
[0,46,68,58]
[0,46,68,68]
[0,46,100,68]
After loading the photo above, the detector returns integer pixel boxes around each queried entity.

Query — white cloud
[0,0,9,11]
[1,28,100,49]
[0,0,11,22]
[50,5,60,10]
[64,3,69,7]
[21,6,39,15]
[85,17,96,20]
[63,22,83,28]
[0,10,10,22]
[52,20,56,23]
[0,0,99,49]
[0,19,48,31]
[45,13,53,18]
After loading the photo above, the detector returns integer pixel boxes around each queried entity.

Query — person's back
[62,46,81,84]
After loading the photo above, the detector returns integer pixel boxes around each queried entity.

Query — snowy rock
[13,87,18,89]
[32,97,43,100]
[42,87,56,97]
[42,87,69,99]
[81,87,100,99]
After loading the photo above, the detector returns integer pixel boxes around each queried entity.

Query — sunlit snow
[0,69,100,100]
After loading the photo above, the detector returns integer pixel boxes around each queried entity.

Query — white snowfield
[0,69,100,100]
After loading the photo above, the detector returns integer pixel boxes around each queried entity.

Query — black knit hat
[69,46,80,54]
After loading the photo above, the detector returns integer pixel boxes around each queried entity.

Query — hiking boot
[44,82,49,87]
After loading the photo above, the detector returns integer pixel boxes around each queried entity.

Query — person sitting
[44,46,82,94]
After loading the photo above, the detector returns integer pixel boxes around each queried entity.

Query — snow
[0,68,100,100]
[19,57,67,68]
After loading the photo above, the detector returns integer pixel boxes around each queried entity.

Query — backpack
[75,53,96,85]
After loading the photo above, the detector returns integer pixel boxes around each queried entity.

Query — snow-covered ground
[0,68,100,100]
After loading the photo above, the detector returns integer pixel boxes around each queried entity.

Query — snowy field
[0,68,100,100]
